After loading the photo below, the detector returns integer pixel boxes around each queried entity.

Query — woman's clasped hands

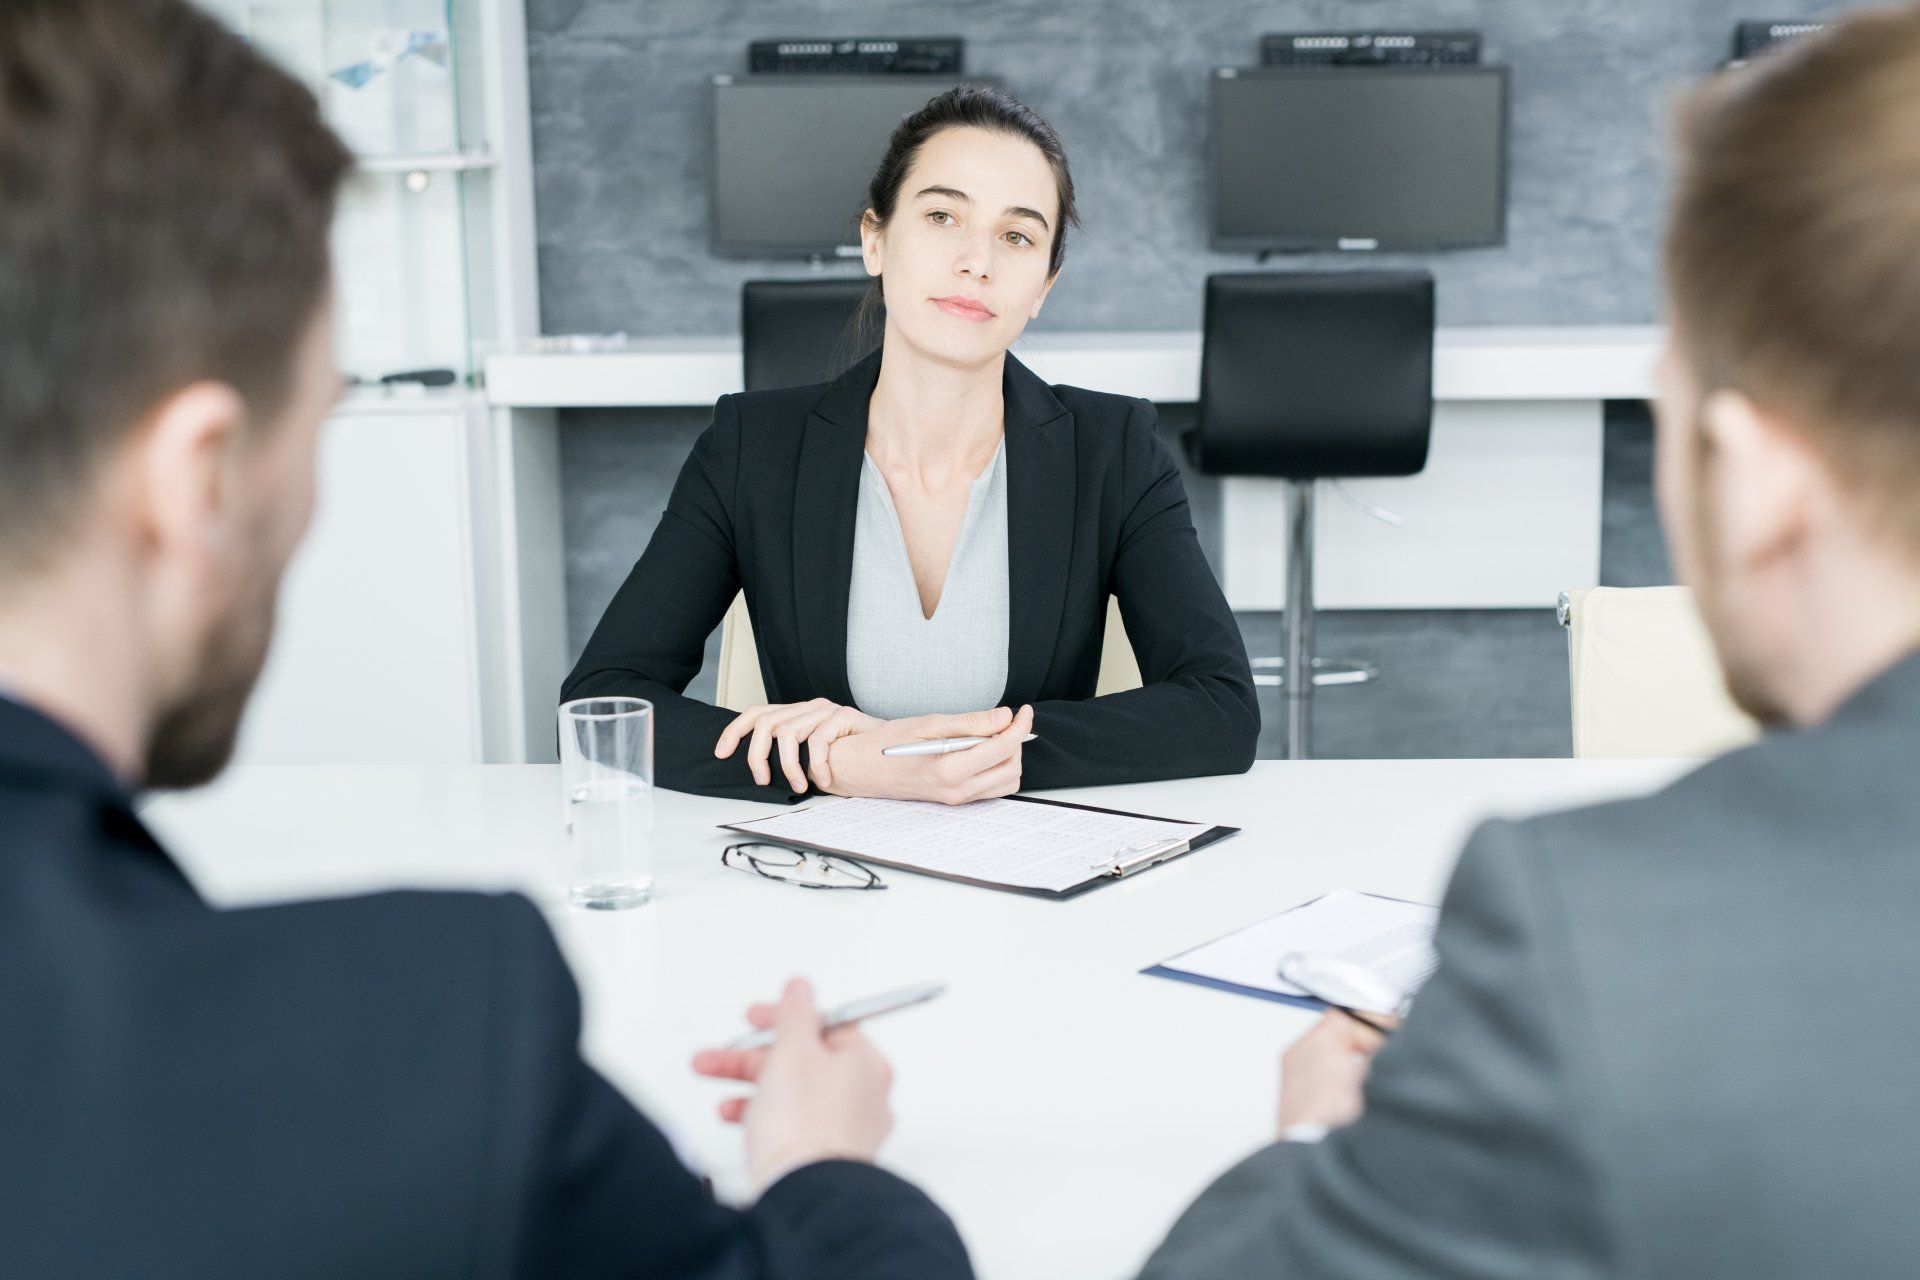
[716,700,1036,805]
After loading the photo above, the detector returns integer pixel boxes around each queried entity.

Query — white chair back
[1559,585,1760,758]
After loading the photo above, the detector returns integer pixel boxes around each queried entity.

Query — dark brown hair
[1667,4,1920,553]
[840,83,1080,371]
[0,0,353,573]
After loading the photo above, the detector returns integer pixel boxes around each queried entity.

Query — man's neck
[0,558,151,783]
[1774,549,1920,726]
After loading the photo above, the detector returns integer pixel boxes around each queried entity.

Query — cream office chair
[1558,586,1761,758]
[714,592,1144,712]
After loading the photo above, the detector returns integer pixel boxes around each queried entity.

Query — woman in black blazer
[564,87,1257,803]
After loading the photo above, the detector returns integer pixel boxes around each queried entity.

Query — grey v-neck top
[845,442,1010,721]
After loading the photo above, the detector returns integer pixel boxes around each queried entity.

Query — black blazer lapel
[1001,353,1075,705]
[789,356,877,706]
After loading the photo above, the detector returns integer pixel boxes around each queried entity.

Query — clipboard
[719,793,1239,899]
[1140,966,1330,1013]
[1142,889,1437,1009]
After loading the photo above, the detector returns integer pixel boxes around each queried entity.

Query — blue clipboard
[1139,963,1329,1012]
[1141,889,1431,1010]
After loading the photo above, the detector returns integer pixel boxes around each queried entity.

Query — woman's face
[861,125,1061,369]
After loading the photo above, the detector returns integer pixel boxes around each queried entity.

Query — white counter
[483,324,1664,617]
[484,325,1664,409]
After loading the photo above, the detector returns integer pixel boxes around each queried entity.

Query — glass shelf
[357,149,497,174]
[332,167,474,383]
[334,386,485,416]
[206,0,493,388]
[206,1,472,154]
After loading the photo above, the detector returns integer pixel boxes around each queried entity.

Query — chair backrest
[715,592,766,713]
[740,279,877,393]
[1193,270,1435,480]
[1560,585,1761,758]
[714,593,1144,712]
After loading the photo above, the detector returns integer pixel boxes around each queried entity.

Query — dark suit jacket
[1139,648,1920,1279]
[563,350,1259,802]
[0,695,973,1278]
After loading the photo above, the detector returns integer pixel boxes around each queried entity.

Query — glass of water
[558,697,655,909]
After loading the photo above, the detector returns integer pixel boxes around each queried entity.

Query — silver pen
[881,733,1038,757]
[722,980,947,1052]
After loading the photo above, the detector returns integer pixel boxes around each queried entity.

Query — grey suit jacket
[1140,648,1920,1280]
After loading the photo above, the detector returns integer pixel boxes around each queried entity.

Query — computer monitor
[710,75,990,259]
[1208,66,1509,253]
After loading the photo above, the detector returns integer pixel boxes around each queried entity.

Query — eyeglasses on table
[720,842,886,891]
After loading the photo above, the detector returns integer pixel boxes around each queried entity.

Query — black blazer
[0,695,973,1279]
[563,350,1259,802]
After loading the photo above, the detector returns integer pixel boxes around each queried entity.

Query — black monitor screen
[1209,66,1508,252]
[712,75,984,258]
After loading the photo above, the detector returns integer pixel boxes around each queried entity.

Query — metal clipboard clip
[1089,836,1192,879]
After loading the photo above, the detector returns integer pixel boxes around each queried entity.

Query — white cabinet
[235,398,565,767]
[239,405,484,765]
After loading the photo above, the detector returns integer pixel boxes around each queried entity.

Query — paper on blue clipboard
[1146,888,1439,1011]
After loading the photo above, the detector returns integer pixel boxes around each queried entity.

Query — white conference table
[144,757,1691,1279]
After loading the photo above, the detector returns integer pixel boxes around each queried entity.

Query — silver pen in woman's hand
[881,734,1038,757]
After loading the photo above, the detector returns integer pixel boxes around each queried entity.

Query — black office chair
[1187,271,1435,759]
[740,279,879,393]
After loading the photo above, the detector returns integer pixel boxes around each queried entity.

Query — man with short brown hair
[0,3,972,1275]
[1140,7,1920,1277]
